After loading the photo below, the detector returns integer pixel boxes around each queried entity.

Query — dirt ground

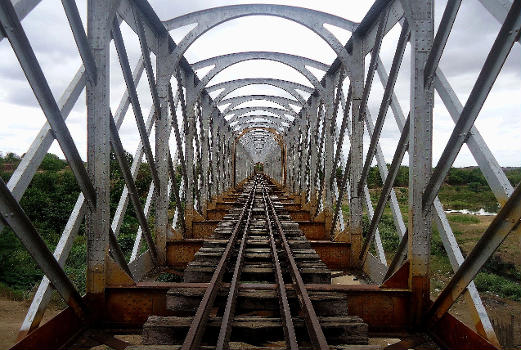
[0,296,61,349]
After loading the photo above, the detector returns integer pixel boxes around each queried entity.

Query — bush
[505,168,521,187]
[0,229,43,291]
[39,153,66,171]
[431,227,446,257]
[447,167,487,186]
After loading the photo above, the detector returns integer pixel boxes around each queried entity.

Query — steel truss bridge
[0,0,520,349]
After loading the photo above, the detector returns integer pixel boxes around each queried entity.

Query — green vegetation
[0,151,180,297]
[342,164,521,302]
[438,184,498,213]
[156,272,182,282]
[474,272,521,301]
[447,214,480,224]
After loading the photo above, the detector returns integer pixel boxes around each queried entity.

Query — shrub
[39,153,66,171]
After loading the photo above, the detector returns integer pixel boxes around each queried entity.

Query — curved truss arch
[219,95,301,115]
[238,127,285,167]
[163,4,357,74]
[230,115,291,131]
[226,106,297,124]
[241,132,274,148]
[207,78,314,105]
[192,51,329,94]
[234,123,286,136]
[228,116,289,131]
[240,129,280,150]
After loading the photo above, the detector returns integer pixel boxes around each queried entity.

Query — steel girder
[219,95,302,115]
[192,51,329,94]
[208,77,314,105]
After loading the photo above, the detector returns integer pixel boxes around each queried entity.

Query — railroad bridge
[0,0,520,349]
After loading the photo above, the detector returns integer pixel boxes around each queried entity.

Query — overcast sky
[0,0,519,168]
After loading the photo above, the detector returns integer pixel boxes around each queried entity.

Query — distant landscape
[338,164,521,301]
[0,151,155,299]
[1,151,520,312]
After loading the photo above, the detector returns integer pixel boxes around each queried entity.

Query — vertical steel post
[154,37,171,264]
[214,123,222,195]
[299,118,308,196]
[404,0,434,323]
[308,99,319,205]
[200,96,211,208]
[85,0,113,299]
[323,74,336,206]
[349,37,364,260]
[183,72,197,234]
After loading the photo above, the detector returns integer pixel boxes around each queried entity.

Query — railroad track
[140,175,370,349]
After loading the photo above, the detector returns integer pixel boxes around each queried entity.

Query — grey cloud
[0,0,519,167]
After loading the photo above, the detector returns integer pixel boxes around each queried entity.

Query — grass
[344,189,521,303]
[474,272,521,301]
[448,214,480,224]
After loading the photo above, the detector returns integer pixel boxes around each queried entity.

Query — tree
[40,153,66,171]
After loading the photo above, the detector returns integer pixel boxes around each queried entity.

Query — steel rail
[265,186,329,350]
[216,178,258,350]
[261,185,299,350]
[181,179,257,350]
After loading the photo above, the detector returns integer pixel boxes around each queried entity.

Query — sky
[0,0,519,168]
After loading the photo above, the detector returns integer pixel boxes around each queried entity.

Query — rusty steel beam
[166,239,351,270]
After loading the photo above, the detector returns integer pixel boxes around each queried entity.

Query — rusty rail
[261,185,298,350]
[181,177,258,350]
[215,178,258,349]
[264,182,329,350]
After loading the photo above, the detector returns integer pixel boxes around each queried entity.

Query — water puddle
[444,208,496,216]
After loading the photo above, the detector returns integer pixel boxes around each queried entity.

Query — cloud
[0,0,519,169]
